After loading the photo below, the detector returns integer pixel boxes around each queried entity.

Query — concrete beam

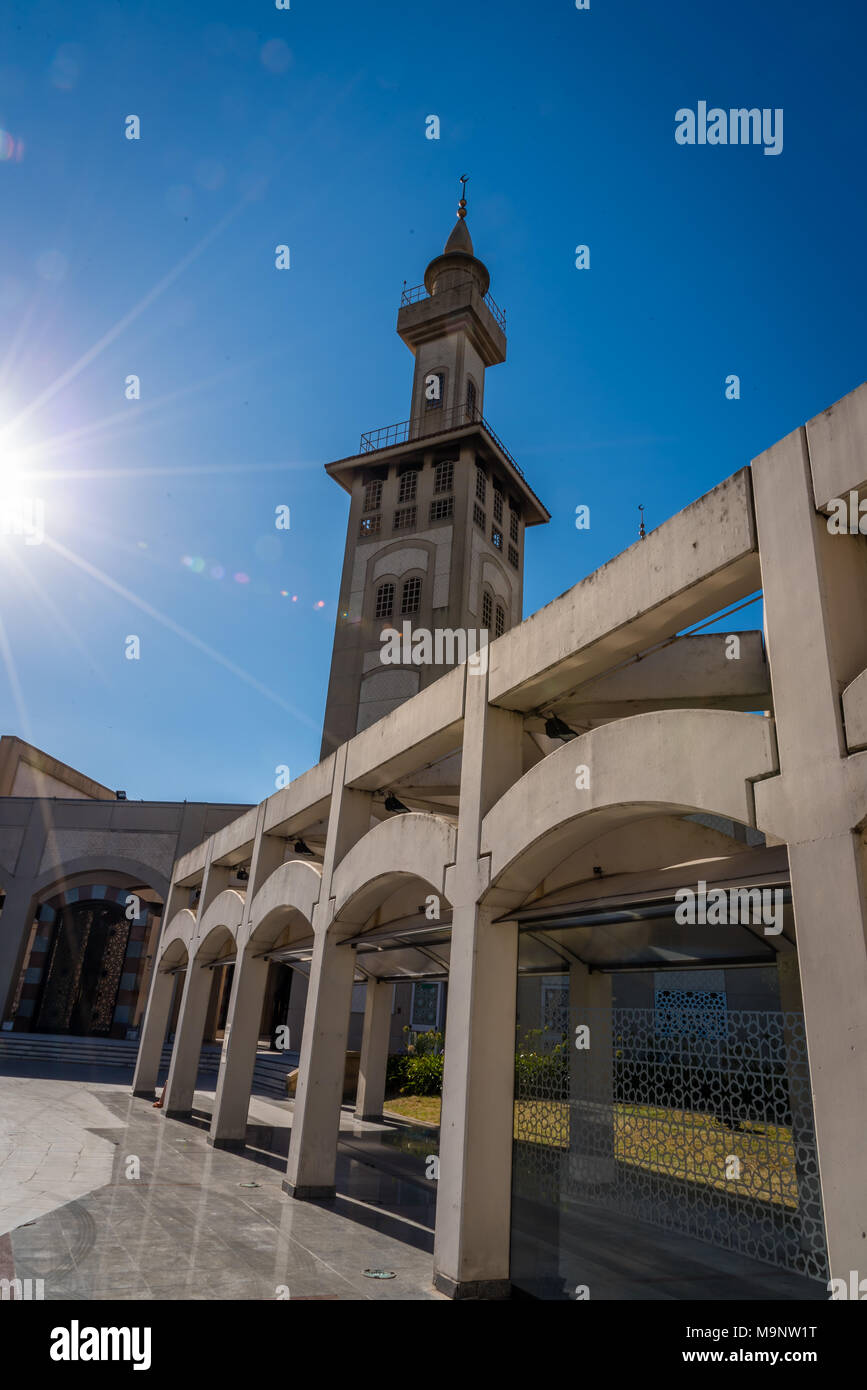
[207,806,260,867]
[489,470,760,713]
[344,666,465,791]
[173,843,209,887]
[842,667,867,752]
[805,380,867,510]
[547,631,769,723]
[263,756,335,837]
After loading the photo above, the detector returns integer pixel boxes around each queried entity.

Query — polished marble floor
[0,1064,442,1301]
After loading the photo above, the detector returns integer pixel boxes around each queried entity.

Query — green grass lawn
[384,1095,441,1126]
[383,1095,798,1207]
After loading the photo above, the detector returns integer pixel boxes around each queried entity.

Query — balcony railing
[400,280,506,333]
[358,403,524,478]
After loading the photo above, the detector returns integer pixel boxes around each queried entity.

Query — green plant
[402,1026,444,1056]
[385,1053,409,1094]
[514,1029,569,1097]
[401,1051,444,1096]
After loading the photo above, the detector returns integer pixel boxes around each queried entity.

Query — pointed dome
[444,216,474,256]
[423,182,490,299]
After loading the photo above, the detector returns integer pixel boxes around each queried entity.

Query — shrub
[402,1051,444,1096]
[384,1050,445,1097]
[385,1053,409,1095]
[403,1026,444,1056]
[515,1029,569,1098]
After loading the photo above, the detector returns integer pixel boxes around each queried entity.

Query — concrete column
[283,928,357,1197]
[209,811,288,1147]
[435,902,519,1298]
[355,979,393,1121]
[284,745,373,1198]
[752,422,867,1281]
[160,852,234,1119]
[161,958,213,1118]
[130,875,190,1075]
[209,950,271,1146]
[567,964,615,1188]
[433,665,524,1299]
[202,967,225,1041]
[285,969,308,1051]
[786,834,867,1275]
[777,939,826,1272]
[132,966,176,1097]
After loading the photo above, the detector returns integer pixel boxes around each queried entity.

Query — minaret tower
[320,181,549,758]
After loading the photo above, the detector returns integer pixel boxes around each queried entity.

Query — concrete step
[0,1033,298,1099]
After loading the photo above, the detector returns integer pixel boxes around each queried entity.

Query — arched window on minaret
[375,582,395,620]
[397,463,420,504]
[475,459,487,504]
[466,377,477,422]
[363,478,383,512]
[401,576,422,615]
[481,589,493,631]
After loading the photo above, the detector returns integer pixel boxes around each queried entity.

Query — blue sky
[0,0,864,804]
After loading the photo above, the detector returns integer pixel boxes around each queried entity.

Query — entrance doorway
[35,898,130,1035]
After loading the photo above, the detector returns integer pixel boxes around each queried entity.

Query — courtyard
[0,1054,827,1302]
[0,1062,440,1302]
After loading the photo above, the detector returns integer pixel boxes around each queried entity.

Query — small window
[363,479,383,512]
[508,544,519,569]
[393,505,417,531]
[425,371,444,409]
[411,981,442,1030]
[491,526,502,550]
[466,378,477,421]
[360,514,381,537]
[473,502,486,531]
[401,576,422,615]
[493,484,504,525]
[509,509,519,543]
[482,591,493,629]
[495,604,505,637]
[475,464,487,503]
[375,583,395,619]
[398,470,418,504]
[434,460,454,494]
[430,496,454,522]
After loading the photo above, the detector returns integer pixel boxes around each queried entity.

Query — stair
[0,1032,299,1100]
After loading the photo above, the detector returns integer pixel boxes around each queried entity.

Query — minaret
[320,182,549,758]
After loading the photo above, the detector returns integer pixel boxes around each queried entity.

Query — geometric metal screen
[513,1006,828,1283]
[654,987,727,1040]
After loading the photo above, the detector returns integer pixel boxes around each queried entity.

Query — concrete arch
[482,709,777,895]
[330,811,456,929]
[158,908,197,967]
[370,538,435,585]
[481,553,512,605]
[159,936,189,971]
[248,859,322,948]
[30,856,170,905]
[193,888,245,963]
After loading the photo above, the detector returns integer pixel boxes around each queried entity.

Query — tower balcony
[400,281,506,334]
[347,405,549,527]
[397,278,506,367]
[360,403,523,475]
[323,404,548,527]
